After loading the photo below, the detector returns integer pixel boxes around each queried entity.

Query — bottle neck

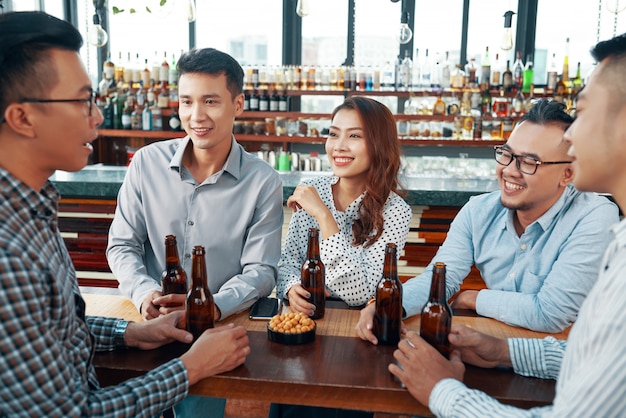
[306,232,320,260]
[382,248,398,279]
[165,239,181,268]
[191,251,208,288]
[429,268,447,303]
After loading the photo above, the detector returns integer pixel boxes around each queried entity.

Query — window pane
[536,0,626,84]
[414,0,465,68]
[195,1,283,66]
[467,0,518,73]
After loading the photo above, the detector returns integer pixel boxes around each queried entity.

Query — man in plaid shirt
[0,11,250,417]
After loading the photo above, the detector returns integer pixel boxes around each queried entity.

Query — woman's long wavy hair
[330,97,405,248]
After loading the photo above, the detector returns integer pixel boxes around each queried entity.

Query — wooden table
[84,294,568,416]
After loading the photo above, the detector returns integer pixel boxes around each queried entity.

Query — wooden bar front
[85,294,567,416]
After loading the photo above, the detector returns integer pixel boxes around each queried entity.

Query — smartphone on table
[249,297,279,320]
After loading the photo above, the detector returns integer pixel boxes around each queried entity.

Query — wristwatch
[113,319,130,349]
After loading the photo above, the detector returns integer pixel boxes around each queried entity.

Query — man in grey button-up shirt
[107,48,283,322]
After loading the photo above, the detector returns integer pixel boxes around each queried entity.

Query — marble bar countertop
[50,165,499,207]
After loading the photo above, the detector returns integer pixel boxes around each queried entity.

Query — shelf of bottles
[96,46,582,146]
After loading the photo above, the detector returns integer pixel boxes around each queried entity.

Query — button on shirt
[107,136,284,319]
[0,169,187,416]
[429,218,626,417]
[277,176,412,306]
[402,184,619,332]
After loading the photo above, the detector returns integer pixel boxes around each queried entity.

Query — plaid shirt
[0,168,188,417]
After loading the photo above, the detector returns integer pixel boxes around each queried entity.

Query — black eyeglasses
[0,90,96,124]
[494,146,572,175]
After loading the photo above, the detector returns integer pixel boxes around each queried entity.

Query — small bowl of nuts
[267,312,316,345]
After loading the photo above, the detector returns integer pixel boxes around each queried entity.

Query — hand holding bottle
[355,301,407,345]
[180,323,250,386]
[388,331,464,407]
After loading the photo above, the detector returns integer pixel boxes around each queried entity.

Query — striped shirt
[0,168,188,417]
[429,218,626,417]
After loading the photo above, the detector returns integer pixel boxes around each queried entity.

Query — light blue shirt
[403,184,619,332]
[106,136,284,319]
[429,218,626,417]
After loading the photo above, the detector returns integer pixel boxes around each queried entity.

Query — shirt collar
[503,183,574,233]
[1,167,58,221]
[168,135,242,180]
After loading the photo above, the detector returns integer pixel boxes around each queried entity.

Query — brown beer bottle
[186,245,215,341]
[300,228,325,319]
[161,235,188,295]
[420,262,452,358]
[373,243,403,345]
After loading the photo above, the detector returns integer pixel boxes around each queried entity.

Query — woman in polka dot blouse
[276,96,412,315]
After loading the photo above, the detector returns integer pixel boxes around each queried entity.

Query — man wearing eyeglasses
[357,98,618,338]
[0,11,249,416]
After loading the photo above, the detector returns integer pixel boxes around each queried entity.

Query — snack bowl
[267,312,316,345]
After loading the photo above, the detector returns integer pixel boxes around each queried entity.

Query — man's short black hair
[522,98,574,130]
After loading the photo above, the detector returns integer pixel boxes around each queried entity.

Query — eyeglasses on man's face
[0,89,96,124]
[494,146,572,175]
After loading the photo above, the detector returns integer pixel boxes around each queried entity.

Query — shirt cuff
[429,378,470,417]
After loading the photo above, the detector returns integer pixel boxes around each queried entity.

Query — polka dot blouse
[277,176,412,306]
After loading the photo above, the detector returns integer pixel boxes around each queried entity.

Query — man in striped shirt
[389,32,626,417]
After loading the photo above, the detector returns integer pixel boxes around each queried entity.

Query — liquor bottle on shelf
[161,235,188,295]
[102,97,114,129]
[169,107,182,131]
[300,228,325,319]
[249,89,260,112]
[269,89,279,112]
[512,51,524,91]
[157,80,169,109]
[186,245,215,341]
[142,102,152,131]
[480,83,492,115]
[394,54,402,91]
[502,60,513,92]
[572,62,583,96]
[465,58,477,88]
[561,38,571,91]
[522,55,534,93]
[411,48,421,89]
[168,53,178,86]
[103,52,115,86]
[420,262,452,358]
[546,52,558,94]
[399,50,412,91]
[278,90,289,112]
[141,58,151,89]
[451,64,465,89]
[160,52,169,86]
[151,51,161,85]
[258,89,269,112]
[512,89,525,117]
[491,52,502,89]
[421,48,432,88]
[373,243,402,346]
[480,46,491,86]
[381,60,395,91]
[440,51,451,89]
[121,100,132,130]
[130,104,142,130]
[432,94,446,116]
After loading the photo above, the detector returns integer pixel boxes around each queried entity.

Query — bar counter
[50,165,498,206]
[85,293,567,416]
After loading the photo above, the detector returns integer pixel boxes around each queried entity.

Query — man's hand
[141,290,165,320]
[388,331,465,406]
[181,324,250,385]
[153,293,186,316]
[125,310,192,349]
[448,324,511,368]
[450,290,478,310]
[354,302,407,345]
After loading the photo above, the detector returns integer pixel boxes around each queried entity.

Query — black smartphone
[249,297,279,320]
